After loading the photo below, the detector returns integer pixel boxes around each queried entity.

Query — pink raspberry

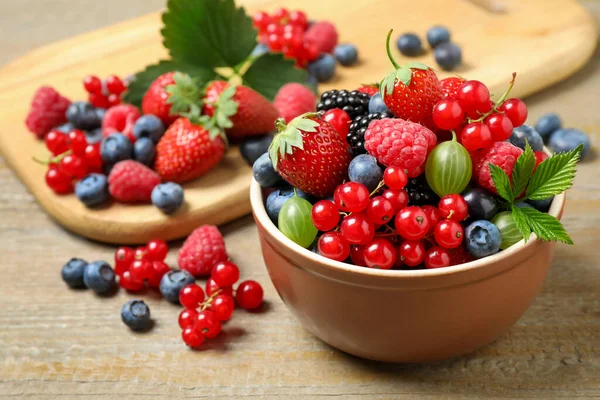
[304,21,338,54]
[274,83,316,123]
[471,142,523,194]
[25,86,71,138]
[364,118,437,177]
[178,225,228,277]
[102,104,140,142]
[108,160,161,202]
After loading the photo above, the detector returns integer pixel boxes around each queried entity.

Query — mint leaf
[520,207,573,245]
[489,164,513,202]
[511,141,535,201]
[162,0,257,69]
[511,206,532,242]
[242,53,308,100]
[525,145,582,200]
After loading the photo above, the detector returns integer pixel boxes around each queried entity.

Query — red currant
[272,7,289,23]
[456,80,491,117]
[334,182,370,212]
[438,194,468,221]
[421,205,441,234]
[311,200,340,231]
[114,246,134,276]
[367,196,395,225]
[107,93,121,107]
[340,214,375,245]
[498,98,528,127]
[105,75,126,95]
[178,308,199,329]
[289,10,308,29]
[84,144,103,168]
[350,245,367,266]
[83,75,102,94]
[236,280,264,310]
[382,189,409,212]
[179,284,205,309]
[424,246,451,269]
[267,33,284,51]
[134,246,147,260]
[282,30,303,50]
[88,92,110,108]
[266,23,283,34]
[182,327,204,347]
[129,259,152,282]
[323,109,352,138]
[145,239,168,261]
[68,129,88,155]
[534,151,549,170]
[147,261,171,288]
[302,42,319,61]
[60,154,87,179]
[318,232,351,261]
[383,166,408,190]
[195,310,222,338]
[432,99,464,130]
[484,113,513,142]
[45,167,72,194]
[119,270,144,291]
[363,238,396,269]
[45,130,69,156]
[253,11,272,31]
[206,277,234,297]
[212,261,240,287]
[398,240,426,267]
[434,220,464,249]
[211,295,235,321]
[395,206,430,240]
[461,122,493,151]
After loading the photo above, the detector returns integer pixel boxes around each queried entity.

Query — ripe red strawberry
[25,86,71,138]
[355,84,379,96]
[108,160,161,202]
[178,225,228,277]
[440,77,466,100]
[154,117,226,183]
[269,113,350,197]
[203,81,279,140]
[142,72,179,126]
[380,31,443,129]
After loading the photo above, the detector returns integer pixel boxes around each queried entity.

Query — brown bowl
[251,180,565,362]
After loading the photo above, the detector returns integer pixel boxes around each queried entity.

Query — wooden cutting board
[0,0,595,245]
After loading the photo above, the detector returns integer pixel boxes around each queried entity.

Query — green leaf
[395,67,413,86]
[520,207,573,245]
[511,206,532,243]
[203,83,239,132]
[489,163,513,202]
[162,0,257,68]
[525,145,582,201]
[242,53,308,100]
[511,141,535,201]
[403,62,429,70]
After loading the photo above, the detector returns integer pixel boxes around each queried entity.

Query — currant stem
[385,29,401,70]
[469,72,518,123]
[32,149,73,165]
[451,130,457,141]
[200,288,223,311]
[370,180,386,196]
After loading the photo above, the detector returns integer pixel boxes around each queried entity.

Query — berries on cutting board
[108,160,161,203]
[396,33,422,56]
[240,135,274,166]
[151,182,184,214]
[178,225,228,277]
[509,125,544,151]
[121,300,152,331]
[61,258,88,288]
[534,113,562,142]
[334,43,358,66]
[304,21,338,54]
[133,137,156,167]
[348,154,383,192]
[253,152,285,188]
[102,104,141,142]
[142,72,179,126]
[133,114,165,143]
[159,270,196,303]
[83,261,116,294]
[75,173,109,207]
[274,83,316,123]
[265,187,312,224]
[100,133,133,166]
[434,42,462,71]
[426,26,450,48]
[307,54,337,83]
[464,220,502,258]
[66,101,102,132]
[25,86,71,138]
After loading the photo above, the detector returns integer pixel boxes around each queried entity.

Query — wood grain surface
[0,0,596,245]
[1,1,599,399]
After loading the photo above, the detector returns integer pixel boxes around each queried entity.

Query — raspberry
[107,160,161,202]
[364,118,437,177]
[347,111,394,155]
[440,77,466,100]
[471,142,523,194]
[102,104,141,142]
[355,84,379,97]
[273,83,316,123]
[25,86,71,138]
[178,225,228,277]
[304,21,338,54]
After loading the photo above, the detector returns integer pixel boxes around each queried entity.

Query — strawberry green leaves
[243,53,309,100]
[197,84,239,139]
[165,72,203,119]
[269,115,319,170]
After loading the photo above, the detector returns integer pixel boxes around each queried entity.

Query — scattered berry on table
[194,309,222,338]
[334,43,358,66]
[307,54,337,82]
[121,300,152,331]
[346,110,394,155]
[440,77,466,100]
[471,142,523,194]
[179,284,205,309]
[274,83,316,123]
[548,128,590,158]
[368,93,389,114]
[178,225,228,277]
[317,89,370,119]
[108,160,160,203]
[253,152,285,188]
[404,176,439,206]
[464,220,502,258]
[426,26,450,48]
[147,261,171,288]
[25,86,71,138]
[206,277,234,297]
[211,261,240,288]
[509,125,544,151]
[534,113,562,142]
[240,135,274,166]
[61,258,88,288]
[45,166,72,194]
[133,114,165,143]
[114,246,135,276]
[75,173,109,207]
[236,280,264,310]
[133,137,156,167]
[178,308,199,329]
[212,294,235,321]
[266,187,312,224]
[151,182,184,214]
[101,104,140,142]
[83,261,115,294]
[146,239,168,262]
[129,259,153,283]
[182,326,204,348]
[66,101,102,131]
[304,21,338,53]
[434,42,462,71]
[159,270,196,303]
[348,154,383,192]
[100,133,133,166]
[396,33,422,56]
[322,108,352,138]
[461,187,499,220]
[142,72,179,126]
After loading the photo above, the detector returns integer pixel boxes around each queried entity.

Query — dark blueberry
[434,42,462,71]
[396,33,422,56]
[75,173,109,207]
[152,182,184,214]
[133,137,156,167]
[535,113,562,142]
[368,93,389,114]
[85,128,103,144]
[133,114,165,143]
[66,101,101,131]
[240,135,274,166]
[251,43,270,58]
[426,25,451,47]
[121,300,152,331]
[95,108,106,122]
[334,43,359,66]
[348,154,382,192]
[510,125,544,151]
[101,133,133,165]
[61,258,88,288]
[83,261,115,294]
[308,54,337,82]
[266,187,312,224]
[317,89,371,120]
[461,187,499,220]
[549,128,590,158]
[55,122,75,134]
[405,176,439,206]
[464,220,502,259]
[253,152,285,188]
[160,270,195,303]
[526,197,554,212]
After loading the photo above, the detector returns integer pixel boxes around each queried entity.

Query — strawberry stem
[275,118,288,133]
[385,29,401,70]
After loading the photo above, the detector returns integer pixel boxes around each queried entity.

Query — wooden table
[1,1,599,398]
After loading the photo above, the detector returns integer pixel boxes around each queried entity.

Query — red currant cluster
[252,8,319,68]
[177,261,264,348]
[432,74,528,151]
[83,75,127,109]
[41,129,103,194]
[312,166,474,269]
[114,239,171,291]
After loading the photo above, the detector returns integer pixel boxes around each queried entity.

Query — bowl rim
[250,178,566,279]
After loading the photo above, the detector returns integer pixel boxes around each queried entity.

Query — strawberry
[380,31,443,129]
[154,117,226,183]
[440,77,466,100]
[269,113,350,197]
[355,83,379,96]
[142,72,179,126]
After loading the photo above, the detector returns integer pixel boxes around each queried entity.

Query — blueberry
[251,43,270,58]
[464,220,502,259]
[85,128,103,144]
[509,125,544,151]
[265,187,312,225]
[66,101,101,131]
[253,152,285,188]
[61,258,88,288]
[461,187,499,220]
[535,113,562,142]
[101,133,132,165]
[434,42,462,71]
[133,114,165,144]
[240,135,274,166]
[305,74,319,92]
[348,154,382,192]
[426,25,451,48]
[121,300,152,331]
[152,182,184,214]
[526,197,554,212]
[55,122,75,134]
[334,44,359,66]
[160,270,195,303]
[83,261,115,294]
[549,128,590,158]
[308,54,336,82]
[95,108,106,122]
[396,33,422,56]
[368,93,389,114]
[75,173,109,207]
[133,137,156,166]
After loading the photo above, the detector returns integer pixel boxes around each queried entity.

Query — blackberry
[405,176,439,206]
[316,89,370,119]
[347,111,394,155]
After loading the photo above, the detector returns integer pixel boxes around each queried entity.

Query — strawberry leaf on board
[162,0,257,69]
[525,144,582,201]
[489,163,514,202]
[511,206,532,243]
[242,53,309,100]
[511,141,535,201]
[520,207,573,245]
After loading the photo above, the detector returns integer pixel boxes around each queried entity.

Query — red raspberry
[107,160,161,202]
[273,83,316,123]
[440,77,466,100]
[471,142,523,194]
[364,118,437,177]
[178,225,228,277]
[304,21,338,53]
[102,104,141,142]
[25,86,71,138]
[355,84,379,96]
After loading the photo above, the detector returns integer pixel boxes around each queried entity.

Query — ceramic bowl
[251,180,565,362]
